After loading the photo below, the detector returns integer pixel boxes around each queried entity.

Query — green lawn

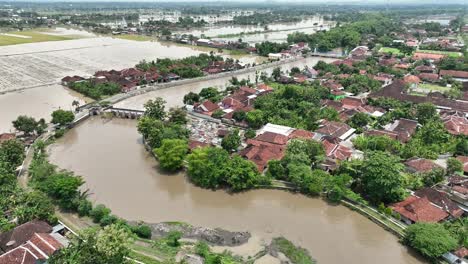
[418,83,451,92]
[379,47,402,55]
[114,34,154,41]
[417,49,462,58]
[0,30,74,46]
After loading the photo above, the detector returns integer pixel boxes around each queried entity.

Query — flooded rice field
[48,117,425,264]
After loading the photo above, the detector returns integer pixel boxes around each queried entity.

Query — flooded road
[48,117,425,264]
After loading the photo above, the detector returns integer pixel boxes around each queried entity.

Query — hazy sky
[12,0,468,3]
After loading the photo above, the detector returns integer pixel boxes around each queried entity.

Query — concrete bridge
[107,107,144,119]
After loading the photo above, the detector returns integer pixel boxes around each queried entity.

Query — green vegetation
[221,128,241,152]
[69,81,121,100]
[0,139,56,231]
[49,224,133,264]
[417,83,451,92]
[12,115,47,136]
[417,49,462,58]
[187,147,267,191]
[379,47,403,55]
[195,241,243,264]
[136,53,225,78]
[233,12,301,25]
[404,223,458,260]
[0,30,73,46]
[154,139,188,171]
[272,237,316,264]
[114,34,153,41]
[51,109,75,126]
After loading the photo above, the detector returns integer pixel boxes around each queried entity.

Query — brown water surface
[48,117,425,264]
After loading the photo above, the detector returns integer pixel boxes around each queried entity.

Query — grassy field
[417,49,462,58]
[379,47,403,55]
[418,83,451,92]
[114,34,154,41]
[0,30,74,46]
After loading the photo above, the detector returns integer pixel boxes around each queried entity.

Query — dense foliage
[51,109,75,126]
[186,146,266,191]
[404,223,458,260]
[69,80,121,100]
[154,139,188,171]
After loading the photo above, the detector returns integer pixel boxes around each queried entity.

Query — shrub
[131,224,152,239]
[244,129,256,139]
[166,230,182,247]
[211,110,225,119]
[100,214,118,227]
[77,199,93,217]
[89,204,111,223]
[54,129,66,138]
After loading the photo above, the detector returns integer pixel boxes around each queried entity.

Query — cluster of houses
[0,220,70,264]
[170,34,254,53]
[268,42,310,60]
[61,60,245,93]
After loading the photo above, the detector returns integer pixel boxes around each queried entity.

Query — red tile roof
[440,70,468,79]
[414,187,463,218]
[253,132,289,145]
[418,73,439,82]
[390,196,449,223]
[412,52,446,61]
[0,133,15,144]
[443,115,468,136]
[288,129,314,140]
[199,100,220,113]
[239,144,285,172]
[405,158,442,173]
[0,233,64,264]
[404,75,421,84]
[315,120,353,140]
[341,97,366,110]
[323,139,352,160]
[0,221,52,252]
[456,156,468,173]
[188,140,210,150]
[455,247,468,258]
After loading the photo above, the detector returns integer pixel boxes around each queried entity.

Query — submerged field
[0,30,75,46]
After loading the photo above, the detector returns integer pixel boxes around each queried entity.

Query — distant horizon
[1,0,467,4]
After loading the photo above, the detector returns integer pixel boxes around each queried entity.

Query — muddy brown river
[48,117,425,264]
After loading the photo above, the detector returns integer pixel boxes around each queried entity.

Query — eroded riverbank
[48,117,426,264]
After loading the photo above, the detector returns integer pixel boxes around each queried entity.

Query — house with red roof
[443,114,468,136]
[418,73,439,83]
[456,156,468,175]
[322,138,352,161]
[412,52,446,62]
[341,97,366,110]
[414,187,464,219]
[195,100,220,116]
[0,133,15,144]
[390,196,449,224]
[314,120,356,141]
[404,158,443,173]
[0,233,65,264]
[240,131,288,172]
[440,70,468,82]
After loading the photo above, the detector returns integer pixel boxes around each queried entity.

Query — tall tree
[361,151,405,204]
[144,97,167,120]
[12,115,38,136]
[154,139,188,171]
[404,223,458,260]
[51,109,75,126]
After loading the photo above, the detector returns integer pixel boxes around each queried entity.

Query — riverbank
[47,117,425,264]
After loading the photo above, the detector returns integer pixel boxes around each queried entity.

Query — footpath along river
[48,117,426,264]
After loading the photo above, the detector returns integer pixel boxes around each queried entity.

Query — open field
[416,49,462,58]
[113,34,155,41]
[0,30,74,46]
[379,47,402,55]
[418,83,451,92]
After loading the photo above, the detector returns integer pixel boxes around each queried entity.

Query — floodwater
[0,85,90,133]
[48,117,425,264]
[115,56,336,110]
[0,36,262,132]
